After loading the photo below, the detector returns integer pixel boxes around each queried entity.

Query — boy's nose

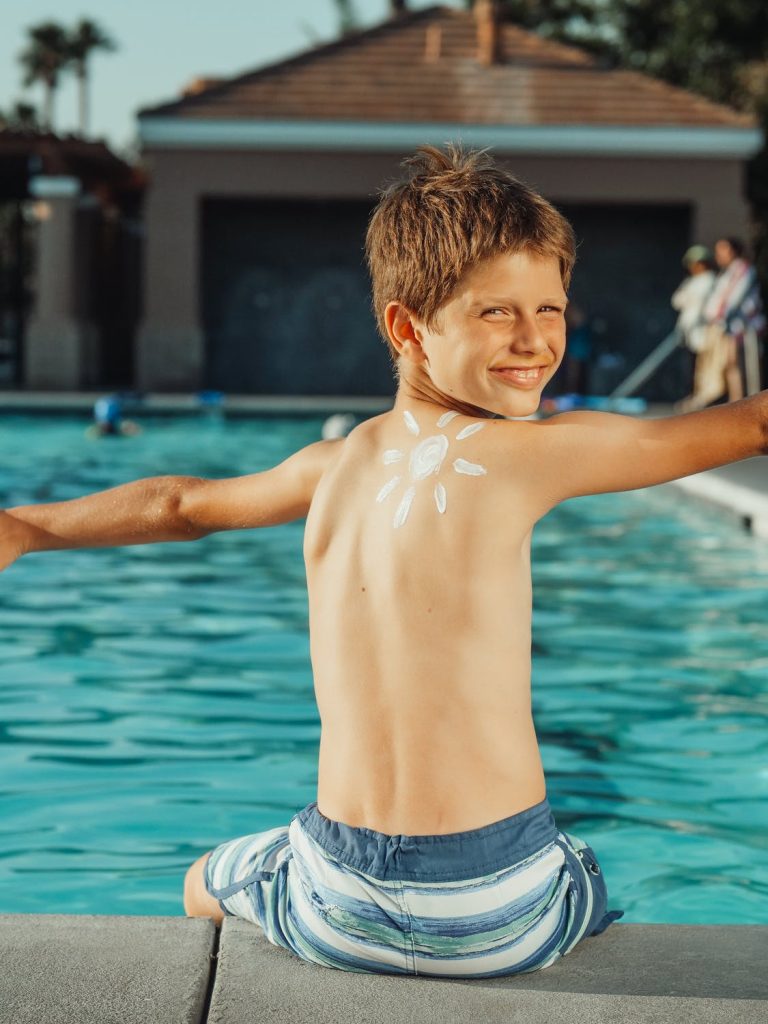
[509,319,549,354]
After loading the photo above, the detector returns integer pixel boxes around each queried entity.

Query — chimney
[181,76,224,98]
[390,0,407,16]
[474,0,501,66]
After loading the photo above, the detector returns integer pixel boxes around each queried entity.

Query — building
[139,5,759,397]
[0,130,141,389]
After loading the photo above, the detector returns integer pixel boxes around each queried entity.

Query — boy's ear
[384,301,428,365]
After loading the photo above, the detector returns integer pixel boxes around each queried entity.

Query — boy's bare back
[306,400,546,835]
[302,390,768,836]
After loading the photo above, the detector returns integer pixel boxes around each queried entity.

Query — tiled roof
[139,5,754,129]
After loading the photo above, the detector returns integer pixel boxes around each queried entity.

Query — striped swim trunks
[204,797,623,977]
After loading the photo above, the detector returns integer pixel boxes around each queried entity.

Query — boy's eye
[539,306,563,314]
[482,308,505,316]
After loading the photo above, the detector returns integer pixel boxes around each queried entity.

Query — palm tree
[333,0,358,36]
[18,22,70,132]
[68,19,116,137]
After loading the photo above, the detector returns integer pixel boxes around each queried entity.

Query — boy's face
[405,250,568,418]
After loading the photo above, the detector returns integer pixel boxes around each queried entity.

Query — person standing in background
[700,239,764,406]
[673,246,716,412]
[709,239,765,398]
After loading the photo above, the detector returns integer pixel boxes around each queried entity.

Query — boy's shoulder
[284,436,348,505]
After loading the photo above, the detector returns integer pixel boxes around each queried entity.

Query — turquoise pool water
[0,414,766,922]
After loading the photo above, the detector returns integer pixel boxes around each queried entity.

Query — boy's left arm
[177,438,342,532]
[1,439,343,571]
[522,391,768,511]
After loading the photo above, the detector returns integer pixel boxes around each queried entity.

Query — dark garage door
[559,202,692,402]
[201,198,394,396]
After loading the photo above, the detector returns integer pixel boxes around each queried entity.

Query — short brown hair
[365,144,576,362]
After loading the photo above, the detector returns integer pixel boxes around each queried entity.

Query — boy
[1,146,766,978]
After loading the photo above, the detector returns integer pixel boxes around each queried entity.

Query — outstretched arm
[509,391,768,514]
[0,438,342,572]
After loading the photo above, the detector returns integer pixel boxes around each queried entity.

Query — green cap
[682,245,711,267]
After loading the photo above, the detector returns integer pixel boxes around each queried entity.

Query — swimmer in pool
[2,146,767,977]
[86,394,141,438]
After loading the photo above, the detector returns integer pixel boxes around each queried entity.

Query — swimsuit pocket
[577,844,604,879]
[575,845,624,935]
[577,844,607,898]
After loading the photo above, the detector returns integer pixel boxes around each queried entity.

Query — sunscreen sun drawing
[375,410,487,529]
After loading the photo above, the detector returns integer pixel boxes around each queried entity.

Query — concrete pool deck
[0,389,394,416]
[662,457,768,538]
[1,915,766,1024]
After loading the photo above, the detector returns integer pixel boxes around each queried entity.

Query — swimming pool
[1,414,766,922]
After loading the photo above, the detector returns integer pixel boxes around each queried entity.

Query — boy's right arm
[507,391,768,515]
[0,438,342,573]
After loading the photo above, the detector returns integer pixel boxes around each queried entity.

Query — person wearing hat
[672,245,717,412]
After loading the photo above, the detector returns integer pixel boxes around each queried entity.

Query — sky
[0,0,463,156]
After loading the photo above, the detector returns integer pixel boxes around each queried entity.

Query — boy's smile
[389,250,568,418]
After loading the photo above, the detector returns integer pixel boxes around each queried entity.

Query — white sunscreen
[375,411,488,529]
[434,482,447,514]
[410,435,449,480]
[453,458,487,476]
[394,486,416,529]
[455,422,485,440]
[403,410,420,436]
[376,475,401,503]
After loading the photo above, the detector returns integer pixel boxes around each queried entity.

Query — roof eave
[137,118,763,159]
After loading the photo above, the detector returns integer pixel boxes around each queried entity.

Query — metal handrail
[610,329,683,399]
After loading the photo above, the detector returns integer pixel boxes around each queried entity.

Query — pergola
[0,131,135,201]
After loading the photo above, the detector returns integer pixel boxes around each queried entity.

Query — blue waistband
[295,798,558,882]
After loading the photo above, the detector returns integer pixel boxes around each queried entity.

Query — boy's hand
[0,510,30,572]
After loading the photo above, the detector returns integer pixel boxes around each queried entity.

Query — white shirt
[671,270,715,352]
